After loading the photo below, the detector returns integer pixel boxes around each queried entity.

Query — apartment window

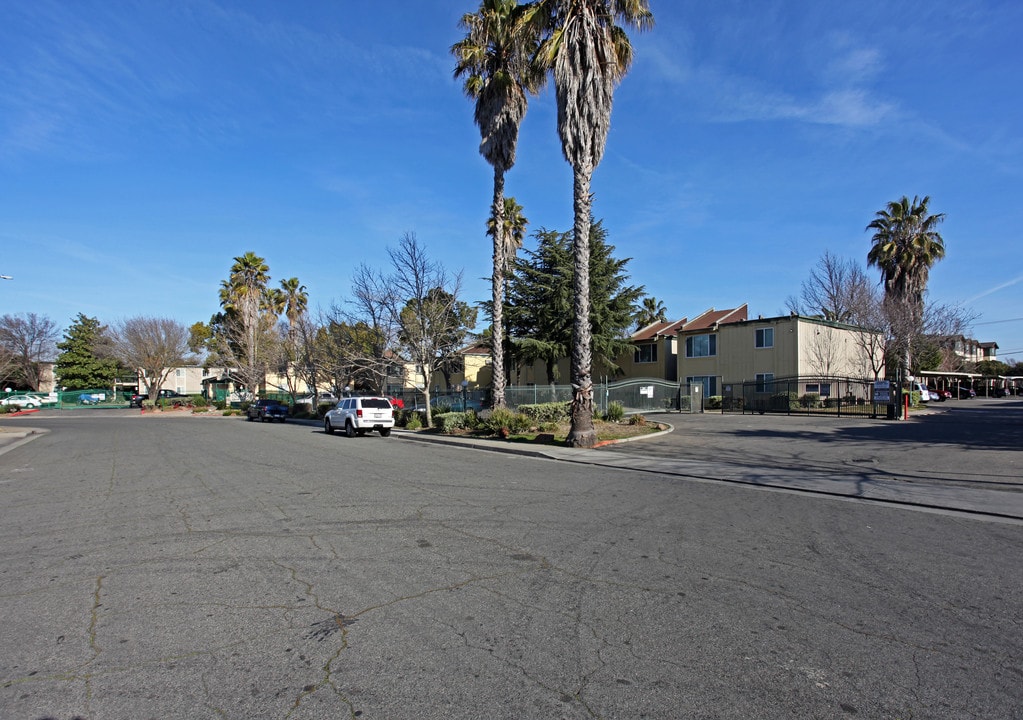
[634,343,657,363]
[806,382,831,397]
[176,369,185,377]
[686,376,718,396]
[755,328,774,349]
[685,333,716,358]
[755,373,775,393]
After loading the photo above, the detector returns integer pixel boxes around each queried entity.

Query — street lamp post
[461,379,469,412]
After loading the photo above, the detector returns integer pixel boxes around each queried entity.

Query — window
[806,383,831,397]
[685,334,716,358]
[755,328,774,348]
[686,376,718,396]
[755,373,775,393]
[634,343,657,363]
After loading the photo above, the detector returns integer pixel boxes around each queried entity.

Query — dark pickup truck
[246,399,289,423]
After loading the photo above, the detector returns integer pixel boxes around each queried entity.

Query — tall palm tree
[487,197,528,380]
[279,277,309,336]
[487,196,529,277]
[220,252,271,394]
[453,0,544,409]
[534,0,653,447]
[866,195,946,374]
[634,295,667,330]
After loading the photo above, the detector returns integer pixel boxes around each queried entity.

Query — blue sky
[3,0,1022,362]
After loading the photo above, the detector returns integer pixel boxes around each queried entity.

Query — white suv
[324,396,395,437]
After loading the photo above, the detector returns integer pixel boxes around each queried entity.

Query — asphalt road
[1,410,1021,719]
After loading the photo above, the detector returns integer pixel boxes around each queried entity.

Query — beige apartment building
[677,312,885,398]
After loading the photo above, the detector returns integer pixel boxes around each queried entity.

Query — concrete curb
[0,427,48,457]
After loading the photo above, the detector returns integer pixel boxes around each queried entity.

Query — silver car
[324,396,395,437]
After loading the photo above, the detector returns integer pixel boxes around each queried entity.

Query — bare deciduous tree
[114,317,195,399]
[0,313,59,390]
[382,233,476,427]
[787,252,874,323]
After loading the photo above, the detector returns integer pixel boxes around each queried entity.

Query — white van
[913,382,933,402]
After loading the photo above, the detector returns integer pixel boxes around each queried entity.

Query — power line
[973,317,1023,326]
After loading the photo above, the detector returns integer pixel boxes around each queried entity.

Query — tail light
[356,408,363,417]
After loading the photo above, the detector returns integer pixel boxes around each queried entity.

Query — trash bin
[886,403,896,420]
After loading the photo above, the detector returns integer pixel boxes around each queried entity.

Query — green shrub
[769,392,800,411]
[190,394,207,408]
[605,400,625,423]
[799,393,821,408]
[705,395,723,410]
[435,411,477,432]
[517,402,571,424]
[482,407,532,435]
[404,411,423,430]
[628,414,647,426]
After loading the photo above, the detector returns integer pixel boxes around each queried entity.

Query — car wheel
[247,413,254,421]
[345,421,356,438]
[324,418,334,434]
[356,429,366,437]
[259,414,266,422]
[380,428,391,437]
[25,403,36,409]
[279,417,286,423]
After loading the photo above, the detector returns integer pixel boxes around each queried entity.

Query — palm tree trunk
[567,165,596,448]
[491,168,507,408]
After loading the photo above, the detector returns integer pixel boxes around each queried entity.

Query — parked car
[928,387,951,401]
[296,392,339,407]
[1,394,46,409]
[246,398,289,422]
[386,396,405,410]
[955,386,976,399]
[132,389,189,407]
[324,396,394,437]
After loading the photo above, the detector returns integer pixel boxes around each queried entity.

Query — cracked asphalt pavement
[1,405,1021,719]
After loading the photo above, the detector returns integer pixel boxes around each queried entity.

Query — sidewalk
[395,422,1023,522]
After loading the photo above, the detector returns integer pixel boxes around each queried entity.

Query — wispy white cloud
[966,273,1023,303]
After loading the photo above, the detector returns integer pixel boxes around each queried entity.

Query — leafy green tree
[507,219,643,384]
[534,0,653,447]
[55,314,121,391]
[453,0,544,409]
[867,195,946,375]
[506,228,572,384]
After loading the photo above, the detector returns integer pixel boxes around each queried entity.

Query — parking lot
[1,402,1021,719]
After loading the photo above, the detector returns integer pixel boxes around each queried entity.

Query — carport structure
[917,370,1016,397]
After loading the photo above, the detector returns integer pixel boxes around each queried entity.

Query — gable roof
[681,304,748,332]
[631,319,687,342]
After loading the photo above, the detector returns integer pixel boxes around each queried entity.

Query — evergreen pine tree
[55,314,121,390]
